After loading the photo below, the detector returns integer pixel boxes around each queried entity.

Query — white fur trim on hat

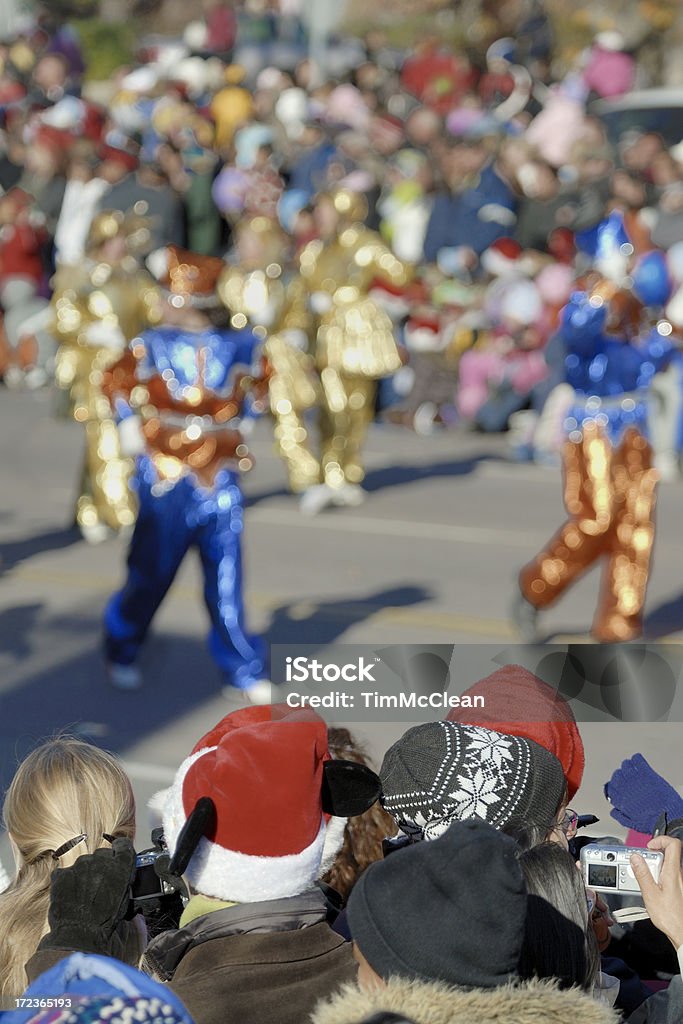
[319,815,348,877]
[481,248,519,279]
[183,820,326,903]
[162,747,327,903]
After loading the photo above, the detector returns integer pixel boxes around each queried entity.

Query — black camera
[132,851,176,902]
[130,827,181,926]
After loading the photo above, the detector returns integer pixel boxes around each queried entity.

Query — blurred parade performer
[291,186,412,515]
[513,217,674,642]
[101,245,270,700]
[217,215,320,493]
[52,211,161,543]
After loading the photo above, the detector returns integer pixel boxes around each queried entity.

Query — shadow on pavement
[363,455,496,493]
[243,455,497,505]
[266,584,432,646]
[0,607,221,789]
[243,483,291,507]
[0,524,81,575]
[0,584,432,788]
[643,592,683,640]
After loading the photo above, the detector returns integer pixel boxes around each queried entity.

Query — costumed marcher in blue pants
[101,245,271,701]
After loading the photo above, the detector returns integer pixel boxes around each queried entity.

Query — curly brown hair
[321,727,396,901]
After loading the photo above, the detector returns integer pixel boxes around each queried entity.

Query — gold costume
[53,215,161,536]
[218,217,319,493]
[519,422,658,643]
[295,189,412,491]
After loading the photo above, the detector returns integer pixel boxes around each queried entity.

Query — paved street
[1,386,683,871]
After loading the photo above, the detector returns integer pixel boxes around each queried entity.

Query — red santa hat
[404,310,444,352]
[162,704,380,903]
[447,664,584,800]
[368,277,411,319]
[480,237,533,278]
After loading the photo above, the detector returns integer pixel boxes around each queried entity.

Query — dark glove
[39,837,137,955]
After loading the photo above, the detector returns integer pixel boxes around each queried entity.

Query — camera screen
[132,863,164,899]
[588,863,617,888]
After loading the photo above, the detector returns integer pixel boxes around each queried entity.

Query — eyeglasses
[556,808,579,839]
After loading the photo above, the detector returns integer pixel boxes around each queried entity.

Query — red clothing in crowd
[400,46,477,115]
[0,221,46,286]
[206,3,238,54]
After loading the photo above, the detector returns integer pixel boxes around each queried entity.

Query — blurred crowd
[2,0,683,479]
[3,666,683,1022]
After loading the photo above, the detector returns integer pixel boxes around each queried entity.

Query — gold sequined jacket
[217,263,318,412]
[53,258,162,423]
[296,225,412,378]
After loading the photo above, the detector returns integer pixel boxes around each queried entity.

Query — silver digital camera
[580,843,663,894]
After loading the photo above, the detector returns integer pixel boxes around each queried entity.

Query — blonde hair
[0,737,135,998]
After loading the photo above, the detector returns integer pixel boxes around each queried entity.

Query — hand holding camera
[630,836,683,951]
[580,843,664,895]
[39,837,137,956]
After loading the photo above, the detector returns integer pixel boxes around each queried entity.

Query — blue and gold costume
[519,285,673,642]
[102,247,267,691]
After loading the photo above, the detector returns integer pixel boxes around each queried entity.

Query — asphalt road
[1,386,683,874]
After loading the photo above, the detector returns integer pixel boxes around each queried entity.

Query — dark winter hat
[347,818,527,989]
[380,721,566,840]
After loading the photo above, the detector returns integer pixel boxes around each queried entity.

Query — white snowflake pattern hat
[379,721,566,840]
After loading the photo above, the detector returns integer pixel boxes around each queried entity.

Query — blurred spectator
[422,137,517,265]
[97,158,184,250]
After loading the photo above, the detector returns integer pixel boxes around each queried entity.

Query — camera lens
[606,852,616,862]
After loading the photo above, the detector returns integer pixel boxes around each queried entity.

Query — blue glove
[604,753,683,834]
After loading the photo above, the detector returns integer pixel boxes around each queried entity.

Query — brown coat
[143,892,357,1024]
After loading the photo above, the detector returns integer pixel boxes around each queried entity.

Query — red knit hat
[446,665,584,800]
[162,705,380,903]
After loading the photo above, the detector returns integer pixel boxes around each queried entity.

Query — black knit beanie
[347,818,527,989]
[380,721,566,840]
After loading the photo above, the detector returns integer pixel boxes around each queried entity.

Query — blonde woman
[0,737,141,999]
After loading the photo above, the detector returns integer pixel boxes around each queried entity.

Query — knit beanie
[1,953,193,1024]
[447,664,585,800]
[380,721,566,840]
[347,818,527,989]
